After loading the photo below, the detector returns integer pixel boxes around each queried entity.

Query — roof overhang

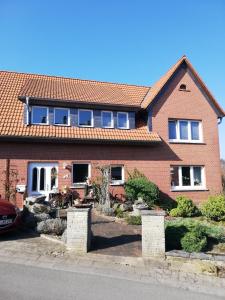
[0,135,161,146]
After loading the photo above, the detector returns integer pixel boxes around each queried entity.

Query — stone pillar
[66,207,91,254]
[141,210,166,258]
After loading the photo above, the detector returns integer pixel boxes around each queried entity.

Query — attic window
[179,84,187,91]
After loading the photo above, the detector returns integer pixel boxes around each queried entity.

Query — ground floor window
[170,165,205,191]
[110,165,124,185]
[72,163,90,184]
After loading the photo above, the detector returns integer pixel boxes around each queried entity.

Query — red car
[0,199,21,234]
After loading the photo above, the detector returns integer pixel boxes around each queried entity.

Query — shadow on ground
[0,226,39,242]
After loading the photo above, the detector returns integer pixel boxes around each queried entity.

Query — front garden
[21,165,225,256]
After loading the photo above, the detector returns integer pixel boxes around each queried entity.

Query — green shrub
[201,195,225,221]
[125,171,159,208]
[115,207,124,218]
[181,229,207,253]
[169,195,199,217]
[126,215,142,225]
[165,218,225,251]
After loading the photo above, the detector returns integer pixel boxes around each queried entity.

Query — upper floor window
[170,165,205,191]
[117,112,129,129]
[31,106,48,125]
[54,108,70,126]
[101,111,113,128]
[168,119,202,143]
[78,109,93,127]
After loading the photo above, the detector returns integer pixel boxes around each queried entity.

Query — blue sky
[0,0,225,158]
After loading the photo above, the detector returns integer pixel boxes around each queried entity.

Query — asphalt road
[0,262,222,300]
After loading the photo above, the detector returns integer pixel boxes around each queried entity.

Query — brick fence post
[141,210,166,258]
[66,207,92,253]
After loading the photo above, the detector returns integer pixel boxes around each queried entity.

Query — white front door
[28,163,58,200]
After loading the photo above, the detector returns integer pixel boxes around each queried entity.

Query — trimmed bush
[181,229,207,253]
[201,195,225,221]
[126,215,142,225]
[170,195,199,217]
[165,218,225,251]
[125,171,159,208]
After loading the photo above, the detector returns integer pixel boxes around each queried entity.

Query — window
[78,109,93,127]
[32,168,38,191]
[101,111,113,128]
[179,84,187,91]
[72,163,90,184]
[117,112,129,129]
[110,165,124,185]
[39,168,45,191]
[170,166,205,191]
[54,108,70,125]
[168,119,202,143]
[32,106,48,124]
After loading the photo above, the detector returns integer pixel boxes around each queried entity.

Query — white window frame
[72,163,91,185]
[110,165,124,185]
[169,119,203,143]
[117,112,129,129]
[31,106,49,125]
[171,165,206,191]
[54,107,70,126]
[101,111,114,128]
[78,109,94,127]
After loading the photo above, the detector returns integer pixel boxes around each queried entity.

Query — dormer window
[78,109,93,127]
[31,106,48,125]
[54,108,70,126]
[101,111,114,128]
[117,112,129,129]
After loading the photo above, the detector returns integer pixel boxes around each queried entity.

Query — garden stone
[37,218,67,235]
[124,201,133,211]
[34,213,51,222]
[134,198,144,205]
[119,203,129,212]
[32,203,51,214]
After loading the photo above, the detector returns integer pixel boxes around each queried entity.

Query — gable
[141,56,225,118]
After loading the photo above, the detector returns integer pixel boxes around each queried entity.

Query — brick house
[0,56,224,208]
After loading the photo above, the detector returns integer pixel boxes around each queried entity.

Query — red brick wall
[0,66,222,208]
[150,66,222,203]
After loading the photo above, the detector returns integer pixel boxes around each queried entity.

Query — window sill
[70,184,87,189]
[169,140,205,145]
[171,188,208,192]
[110,182,124,186]
[31,123,49,126]
[54,124,71,127]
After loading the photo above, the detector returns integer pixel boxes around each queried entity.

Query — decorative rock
[32,203,51,214]
[34,213,51,222]
[37,218,66,235]
[132,203,148,216]
[119,203,129,212]
[134,197,144,205]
